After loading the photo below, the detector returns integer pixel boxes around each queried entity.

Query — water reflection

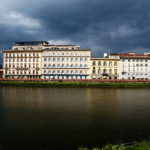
[0,86,150,150]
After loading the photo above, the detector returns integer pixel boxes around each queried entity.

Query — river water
[0,86,150,150]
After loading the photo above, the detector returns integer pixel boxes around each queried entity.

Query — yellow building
[90,58,120,79]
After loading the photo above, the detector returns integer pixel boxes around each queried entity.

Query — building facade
[3,41,150,80]
[107,52,150,80]
[3,41,45,79]
[42,45,91,79]
[90,58,120,79]
[3,41,91,79]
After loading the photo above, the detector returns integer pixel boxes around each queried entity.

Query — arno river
[0,86,150,150]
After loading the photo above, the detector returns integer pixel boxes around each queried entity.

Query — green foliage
[79,148,89,150]
[79,141,150,150]
[0,81,150,88]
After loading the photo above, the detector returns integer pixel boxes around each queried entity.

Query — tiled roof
[110,53,150,59]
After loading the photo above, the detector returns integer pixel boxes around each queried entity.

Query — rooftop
[109,52,150,59]
[15,41,49,45]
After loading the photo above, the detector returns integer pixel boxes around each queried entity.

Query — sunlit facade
[106,52,150,80]
[3,41,91,79]
[42,45,91,79]
[90,58,120,79]
[3,41,150,80]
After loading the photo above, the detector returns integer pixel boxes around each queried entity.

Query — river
[0,86,150,150]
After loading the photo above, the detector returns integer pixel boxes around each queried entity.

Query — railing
[15,67,29,70]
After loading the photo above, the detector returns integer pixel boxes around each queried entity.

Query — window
[103,69,107,73]
[92,61,96,66]
[109,62,112,66]
[84,64,87,68]
[80,70,83,74]
[103,61,106,66]
[92,69,96,74]
[84,58,87,62]
[114,62,118,66]
[66,64,69,68]
[140,64,143,67]
[109,69,112,74]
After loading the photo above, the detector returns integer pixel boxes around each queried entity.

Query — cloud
[1,0,150,64]
[0,11,41,28]
[48,40,74,45]
[110,25,141,39]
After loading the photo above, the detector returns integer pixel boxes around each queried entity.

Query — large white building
[106,52,150,80]
[42,45,91,79]
[3,41,91,79]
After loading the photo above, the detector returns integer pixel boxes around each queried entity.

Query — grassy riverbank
[1,81,150,87]
[79,141,150,150]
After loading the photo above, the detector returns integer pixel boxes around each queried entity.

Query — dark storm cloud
[1,0,150,63]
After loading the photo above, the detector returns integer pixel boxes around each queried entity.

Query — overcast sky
[1,0,150,62]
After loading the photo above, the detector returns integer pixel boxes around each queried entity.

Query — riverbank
[1,81,150,87]
[79,141,150,150]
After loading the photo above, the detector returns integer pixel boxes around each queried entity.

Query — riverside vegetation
[0,81,150,87]
[79,141,150,150]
